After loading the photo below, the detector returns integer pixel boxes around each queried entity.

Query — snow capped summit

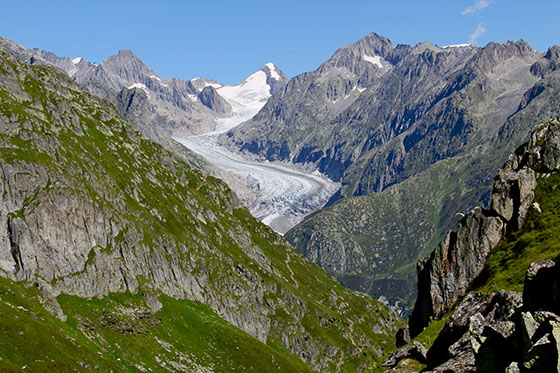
[260,62,288,95]
[217,70,271,116]
[72,57,82,64]
[216,64,287,118]
[263,62,281,80]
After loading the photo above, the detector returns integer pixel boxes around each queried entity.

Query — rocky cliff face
[386,262,560,372]
[409,117,560,336]
[382,117,560,371]
[0,42,400,370]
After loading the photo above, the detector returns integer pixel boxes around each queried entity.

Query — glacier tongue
[175,133,339,234]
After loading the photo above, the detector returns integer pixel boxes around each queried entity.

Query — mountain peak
[260,63,287,94]
[116,49,137,58]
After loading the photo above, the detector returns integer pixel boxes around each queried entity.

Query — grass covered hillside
[0,40,403,371]
[474,168,560,293]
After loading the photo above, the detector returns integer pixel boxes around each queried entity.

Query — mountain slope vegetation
[0,39,402,371]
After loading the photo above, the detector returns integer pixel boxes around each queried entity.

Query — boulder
[427,291,522,369]
[382,341,428,368]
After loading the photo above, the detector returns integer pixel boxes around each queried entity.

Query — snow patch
[363,54,383,68]
[204,82,223,89]
[150,75,161,82]
[72,57,82,65]
[357,87,366,93]
[442,43,472,49]
[128,83,150,97]
[188,94,198,102]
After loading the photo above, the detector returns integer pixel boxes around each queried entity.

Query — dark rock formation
[395,327,411,347]
[409,118,560,337]
[389,261,560,371]
[198,86,232,114]
[523,260,560,313]
[382,341,427,368]
[409,207,505,336]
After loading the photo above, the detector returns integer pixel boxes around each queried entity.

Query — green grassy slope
[0,277,310,372]
[474,170,560,293]
[286,151,499,313]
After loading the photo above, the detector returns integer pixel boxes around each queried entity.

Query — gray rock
[382,341,427,368]
[410,208,505,336]
[505,361,521,373]
[426,291,522,370]
[522,333,557,371]
[491,167,536,230]
[198,86,232,114]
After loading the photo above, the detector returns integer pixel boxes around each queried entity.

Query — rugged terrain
[0,39,403,371]
[382,117,560,371]
[232,33,560,312]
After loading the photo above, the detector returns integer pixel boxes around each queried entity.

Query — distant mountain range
[220,32,560,313]
[31,46,287,137]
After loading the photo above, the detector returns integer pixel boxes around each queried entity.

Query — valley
[2,12,560,369]
[175,115,339,234]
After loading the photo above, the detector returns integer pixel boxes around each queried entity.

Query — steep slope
[0,42,401,370]
[409,117,560,334]
[279,36,560,313]
[383,117,560,372]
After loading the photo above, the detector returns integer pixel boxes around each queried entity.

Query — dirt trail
[285,252,299,289]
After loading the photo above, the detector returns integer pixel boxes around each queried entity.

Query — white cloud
[468,23,487,45]
[461,0,493,15]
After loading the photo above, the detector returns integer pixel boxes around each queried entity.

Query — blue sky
[1,0,559,84]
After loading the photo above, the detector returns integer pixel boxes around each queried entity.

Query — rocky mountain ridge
[29,46,287,136]
[0,40,400,371]
[410,117,560,336]
[277,33,560,313]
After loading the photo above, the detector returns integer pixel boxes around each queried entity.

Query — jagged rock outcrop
[523,260,560,314]
[382,341,427,368]
[387,260,560,371]
[409,118,560,337]
[409,207,506,336]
